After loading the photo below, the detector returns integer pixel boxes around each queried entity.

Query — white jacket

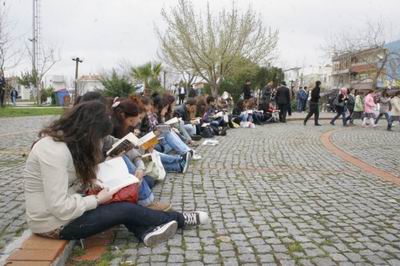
[390,96,400,116]
[24,137,97,233]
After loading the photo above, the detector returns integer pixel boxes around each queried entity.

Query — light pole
[72,57,83,98]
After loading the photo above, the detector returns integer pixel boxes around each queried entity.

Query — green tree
[100,70,135,98]
[158,0,279,96]
[131,62,163,95]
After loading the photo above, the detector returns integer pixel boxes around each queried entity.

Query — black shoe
[315,124,322,126]
[303,121,306,126]
[191,134,202,141]
[330,121,334,125]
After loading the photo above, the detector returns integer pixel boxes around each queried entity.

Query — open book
[96,157,140,194]
[106,132,159,156]
[164,117,180,125]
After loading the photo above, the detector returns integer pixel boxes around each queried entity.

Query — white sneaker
[182,211,209,227]
[189,150,202,160]
[143,220,178,247]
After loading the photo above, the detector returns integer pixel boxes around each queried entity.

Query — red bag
[87,183,139,204]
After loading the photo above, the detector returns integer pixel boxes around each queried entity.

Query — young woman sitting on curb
[24,101,208,246]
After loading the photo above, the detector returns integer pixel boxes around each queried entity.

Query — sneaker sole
[143,221,178,247]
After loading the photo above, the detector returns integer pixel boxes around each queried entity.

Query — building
[47,75,67,91]
[331,40,400,92]
[77,74,104,95]
[284,65,332,89]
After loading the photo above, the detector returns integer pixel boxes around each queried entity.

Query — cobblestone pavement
[1,117,400,266]
[108,122,400,266]
[331,125,400,179]
[0,116,56,253]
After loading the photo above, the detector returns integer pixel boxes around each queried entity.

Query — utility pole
[32,0,40,104]
[72,57,83,98]
[163,70,167,89]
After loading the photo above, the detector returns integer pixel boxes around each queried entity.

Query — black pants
[178,95,185,105]
[331,106,346,126]
[278,104,288,122]
[60,202,184,241]
[304,102,319,125]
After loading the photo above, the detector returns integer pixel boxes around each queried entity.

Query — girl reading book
[24,101,208,246]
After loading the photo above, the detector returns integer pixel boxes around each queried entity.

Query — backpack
[333,94,345,107]
[200,125,215,138]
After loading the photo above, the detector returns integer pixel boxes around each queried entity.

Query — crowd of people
[328,88,400,130]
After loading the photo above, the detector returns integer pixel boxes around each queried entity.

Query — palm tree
[131,62,163,95]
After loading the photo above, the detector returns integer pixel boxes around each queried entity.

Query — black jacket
[275,86,290,105]
[310,86,321,103]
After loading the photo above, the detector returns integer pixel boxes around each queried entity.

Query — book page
[106,132,139,156]
[165,117,180,125]
[96,157,139,194]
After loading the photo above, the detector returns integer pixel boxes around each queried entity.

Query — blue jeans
[159,131,190,155]
[159,153,183,173]
[122,156,154,206]
[331,107,347,126]
[59,202,185,241]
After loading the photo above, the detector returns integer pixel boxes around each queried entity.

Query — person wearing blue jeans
[158,130,191,155]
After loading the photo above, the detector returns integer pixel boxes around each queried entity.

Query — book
[164,117,180,125]
[202,139,219,146]
[155,124,171,133]
[96,157,140,194]
[106,132,159,156]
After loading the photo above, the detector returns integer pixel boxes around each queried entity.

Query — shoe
[315,124,322,126]
[182,211,209,227]
[330,121,334,125]
[188,140,200,148]
[147,202,172,212]
[181,152,191,173]
[189,150,202,160]
[303,121,306,126]
[143,220,178,247]
[387,127,392,131]
[191,134,202,141]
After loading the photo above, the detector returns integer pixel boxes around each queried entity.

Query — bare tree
[0,4,23,76]
[25,43,60,104]
[157,0,279,96]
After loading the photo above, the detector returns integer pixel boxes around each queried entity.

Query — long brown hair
[38,101,112,185]
[111,100,142,138]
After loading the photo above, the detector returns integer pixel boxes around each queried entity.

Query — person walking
[10,87,18,106]
[387,91,400,131]
[362,90,376,127]
[351,90,363,122]
[345,88,355,125]
[330,87,348,126]
[0,74,5,107]
[275,81,290,123]
[297,87,307,112]
[375,90,391,128]
[303,81,322,126]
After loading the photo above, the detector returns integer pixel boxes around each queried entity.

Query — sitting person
[24,101,208,246]
[111,99,192,174]
[140,96,201,160]
[173,98,202,140]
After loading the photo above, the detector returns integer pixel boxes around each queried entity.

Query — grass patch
[287,241,304,253]
[0,107,65,117]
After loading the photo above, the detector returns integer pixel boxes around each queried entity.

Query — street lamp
[72,57,83,98]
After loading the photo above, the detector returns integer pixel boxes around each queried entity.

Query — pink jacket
[364,93,375,113]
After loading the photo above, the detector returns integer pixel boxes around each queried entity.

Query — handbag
[86,183,139,204]
[145,150,166,181]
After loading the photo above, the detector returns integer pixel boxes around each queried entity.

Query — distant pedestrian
[375,90,391,127]
[178,84,186,105]
[388,91,400,131]
[260,81,273,112]
[302,86,309,112]
[330,87,348,126]
[188,85,197,98]
[10,87,18,106]
[275,81,290,123]
[345,88,355,125]
[362,90,376,127]
[242,79,252,100]
[303,81,322,126]
[0,74,5,107]
[351,90,363,122]
[297,87,307,112]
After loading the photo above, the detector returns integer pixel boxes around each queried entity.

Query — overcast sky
[4,0,400,80]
